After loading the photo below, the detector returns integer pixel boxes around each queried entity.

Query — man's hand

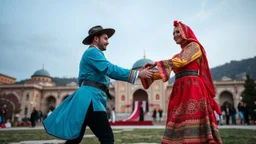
[138,67,154,79]
[143,62,156,69]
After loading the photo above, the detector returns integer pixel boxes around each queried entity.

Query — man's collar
[89,44,101,51]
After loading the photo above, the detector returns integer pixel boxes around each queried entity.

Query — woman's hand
[143,62,156,69]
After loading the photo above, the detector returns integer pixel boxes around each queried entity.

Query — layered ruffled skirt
[161,76,222,144]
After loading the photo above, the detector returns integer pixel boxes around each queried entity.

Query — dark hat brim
[82,28,115,45]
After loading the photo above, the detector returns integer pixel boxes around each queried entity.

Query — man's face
[173,27,185,45]
[96,34,109,51]
[3,104,7,108]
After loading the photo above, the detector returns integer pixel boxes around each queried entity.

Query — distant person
[152,108,157,123]
[5,119,11,128]
[158,108,163,122]
[230,105,237,125]
[0,104,8,125]
[243,102,250,125]
[224,104,231,125]
[37,110,43,122]
[30,107,38,127]
[237,102,244,124]
[139,105,144,121]
[214,111,220,125]
[47,107,54,117]
[219,110,224,125]
[111,107,116,123]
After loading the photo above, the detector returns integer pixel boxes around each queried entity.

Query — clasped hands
[138,62,158,79]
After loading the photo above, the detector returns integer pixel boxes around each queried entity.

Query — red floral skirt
[162,76,222,144]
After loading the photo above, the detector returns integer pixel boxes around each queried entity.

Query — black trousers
[226,115,230,125]
[65,102,114,144]
[31,120,36,127]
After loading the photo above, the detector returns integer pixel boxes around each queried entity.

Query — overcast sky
[0,0,256,81]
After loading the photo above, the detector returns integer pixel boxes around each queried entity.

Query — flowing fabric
[173,21,221,115]
[141,21,222,144]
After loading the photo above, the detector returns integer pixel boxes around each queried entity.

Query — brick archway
[0,93,20,121]
[44,96,57,114]
[219,91,234,107]
[133,89,148,112]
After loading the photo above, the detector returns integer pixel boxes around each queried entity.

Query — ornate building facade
[0,73,16,85]
[0,58,245,121]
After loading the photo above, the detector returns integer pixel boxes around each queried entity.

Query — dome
[221,76,232,81]
[32,69,51,77]
[132,58,154,70]
[66,82,78,86]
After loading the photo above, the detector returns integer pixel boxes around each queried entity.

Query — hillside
[210,56,256,80]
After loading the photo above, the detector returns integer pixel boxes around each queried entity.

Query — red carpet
[122,101,141,121]
[110,101,153,125]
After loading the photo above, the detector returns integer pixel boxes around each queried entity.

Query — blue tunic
[43,46,138,139]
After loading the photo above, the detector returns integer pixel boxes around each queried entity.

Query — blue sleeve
[85,48,138,84]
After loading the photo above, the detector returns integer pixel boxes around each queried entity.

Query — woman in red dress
[142,21,222,144]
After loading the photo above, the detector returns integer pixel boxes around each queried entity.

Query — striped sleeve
[128,70,139,84]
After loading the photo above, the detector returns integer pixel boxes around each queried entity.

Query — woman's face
[173,26,185,45]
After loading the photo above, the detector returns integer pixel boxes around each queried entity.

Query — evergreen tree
[242,74,256,116]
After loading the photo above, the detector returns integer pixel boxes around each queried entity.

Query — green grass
[0,129,256,144]
[220,129,256,144]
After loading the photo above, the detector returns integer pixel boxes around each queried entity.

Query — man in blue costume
[43,25,153,144]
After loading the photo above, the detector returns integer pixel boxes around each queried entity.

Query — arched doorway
[45,96,56,113]
[0,100,14,121]
[133,89,148,112]
[219,91,234,108]
[0,93,20,121]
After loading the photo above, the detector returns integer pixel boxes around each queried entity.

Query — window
[121,95,125,101]
[120,85,125,91]
[24,107,28,115]
[36,95,39,102]
[26,94,29,101]
[156,94,160,100]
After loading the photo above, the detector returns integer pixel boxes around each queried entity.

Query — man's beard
[97,40,106,51]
